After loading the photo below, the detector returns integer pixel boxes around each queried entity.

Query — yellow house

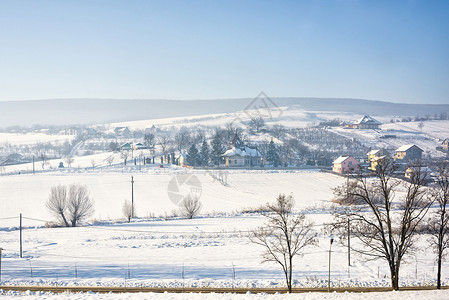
[367,149,388,171]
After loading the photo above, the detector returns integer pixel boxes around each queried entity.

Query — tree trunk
[390,266,399,291]
[437,253,442,289]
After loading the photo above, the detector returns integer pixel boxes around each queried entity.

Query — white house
[222,134,262,167]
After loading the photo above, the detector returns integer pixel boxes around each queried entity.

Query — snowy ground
[2,290,449,300]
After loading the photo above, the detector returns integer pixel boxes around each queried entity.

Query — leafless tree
[157,135,171,157]
[120,150,130,166]
[91,159,96,169]
[122,199,135,222]
[39,152,48,169]
[418,122,425,131]
[67,183,94,227]
[46,184,94,227]
[144,133,156,150]
[249,117,265,133]
[46,185,70,227]
[427,161,449,289]
[105,155,114,166]
[332,158,431,290]
[250,194,317,293]
[180,195,202,219]
[64,156,74,168]
[271,124,286,140]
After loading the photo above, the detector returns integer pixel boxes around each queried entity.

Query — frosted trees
[46,184,95,227]
[180,195,202,219]
[122,199,135,222]
[428,161,449,289]
[333,158,431,290]
[250,194,317,293]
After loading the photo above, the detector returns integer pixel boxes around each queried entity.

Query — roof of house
[354,115,382,125]
[333,156,358,164]
[396,144,423,152]
[222,146,261,157]
[367,149,380,156]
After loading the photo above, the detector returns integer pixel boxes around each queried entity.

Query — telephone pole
[0,247,3,282]
[131,176,134,218]
[20,213,23,258]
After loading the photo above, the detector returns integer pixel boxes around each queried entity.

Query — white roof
[367,150,380,155]
[333,156,350,164]
[354,115,382,125]
[222,146,261,157]
[396,144,422,152]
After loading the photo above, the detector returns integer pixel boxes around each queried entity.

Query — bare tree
[105,155,114,166]
[271,124,286,140]
[249,117,265,133]
[67,184,94,227]
[157,135,171,157]
[418,122,425,131]
[180,195,202,219]
[46,184,94,227]
[39,152,48,169]
[122,199,135,222]
[64,156,74,168]
[250,194,317,293]
[46,185,70,227]
[91,159,96,169]
[120,150,130,166]
[333,158,431,290]
[428,161,449,289]
[144,133,156,151]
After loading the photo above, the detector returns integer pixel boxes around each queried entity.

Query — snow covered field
[0,168,447,292]
[2,290,449,300]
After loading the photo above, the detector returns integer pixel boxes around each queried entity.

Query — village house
[405,166,432,181]
[114,127,131,138]
[367,148,389,171]
[177,153,187,167]
[341,115,382,129]
[332,155,360,174]
[394,145,423,162]
[443,139,449,152]
[222,134,262,167]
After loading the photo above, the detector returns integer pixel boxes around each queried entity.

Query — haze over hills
[0,97,448,127]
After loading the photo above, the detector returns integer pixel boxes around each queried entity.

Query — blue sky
[0,0,448,104]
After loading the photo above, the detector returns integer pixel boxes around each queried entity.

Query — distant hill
[0,97,448,127]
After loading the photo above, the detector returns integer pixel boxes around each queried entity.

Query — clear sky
[0,0,448,104]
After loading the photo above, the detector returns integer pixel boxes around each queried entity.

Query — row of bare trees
[251,159,449,292]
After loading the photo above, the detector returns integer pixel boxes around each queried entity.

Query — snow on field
[2,290,449,300]
[0,168,447,290]
[0,132,74,146]
[0,168,343,226]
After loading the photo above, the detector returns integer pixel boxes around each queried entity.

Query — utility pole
[20,213,23,258]
[328,237,334,293]
[0,247,3,282]
[32,156,35,175]
[348,218,351,278]
[131,176,134,218]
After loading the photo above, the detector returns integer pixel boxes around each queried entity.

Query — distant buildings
[341,115,382,129]
[332,156,360,174]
